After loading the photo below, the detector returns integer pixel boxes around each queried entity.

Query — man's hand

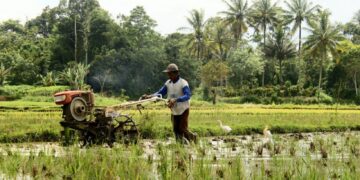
[167,98,177,108]
[141,94,153,100]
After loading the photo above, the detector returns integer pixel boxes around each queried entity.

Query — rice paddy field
[1,100,360,179]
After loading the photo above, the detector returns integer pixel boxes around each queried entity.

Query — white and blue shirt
[155,76,191,115]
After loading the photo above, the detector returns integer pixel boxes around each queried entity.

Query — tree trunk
[101,80,106,96]
[213,91,217,105]
[84,28,88,66]
[197,42,200,61]
[233,29,238,48]
[263,23,266,48]
[240,74,243,86]
[84,14,90,66]
[262,68,265,87]
[84,26,88,66]
[279,59,283,85]
[262,23,266,87]
[211,88,217,105]
[74,16,78,63]
[298,23,302,56]
[234,25,242,47]
[317,58,323,100]
[354,72,358,96]
[219,42,223,60]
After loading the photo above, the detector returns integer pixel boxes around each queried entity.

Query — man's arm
[176,86,191,102]
[154,85,167,97]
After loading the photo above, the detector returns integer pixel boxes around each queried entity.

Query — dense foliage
[0,0,359,103]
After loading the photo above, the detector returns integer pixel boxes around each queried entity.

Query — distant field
[0,101,359,142]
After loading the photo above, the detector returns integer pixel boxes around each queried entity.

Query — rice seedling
[0,103,359,178]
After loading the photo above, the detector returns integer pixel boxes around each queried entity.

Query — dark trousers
[171,109,196,142]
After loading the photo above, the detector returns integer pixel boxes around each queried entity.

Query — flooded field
[1,105,359,179]
[1,131,359,179]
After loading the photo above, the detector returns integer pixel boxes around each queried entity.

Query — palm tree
[304,10,343,97]
[250,0,279,86]
[264,24,297,84]
[180,9,207,60]
[220,0,250,46]
[284,0,319,54]
[205,17,232,61]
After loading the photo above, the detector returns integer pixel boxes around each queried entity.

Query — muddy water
[1,131,359,178]
[0,131,358,160]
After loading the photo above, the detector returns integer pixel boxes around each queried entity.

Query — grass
[0,94,126,111]
[0,102,360,142]
[1,87,359,178]
[0,112,61,142]
[0,132,359,179]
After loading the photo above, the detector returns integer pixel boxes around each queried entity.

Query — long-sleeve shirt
[154,76,191,115]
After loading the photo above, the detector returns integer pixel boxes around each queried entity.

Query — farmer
[145,63,197,143]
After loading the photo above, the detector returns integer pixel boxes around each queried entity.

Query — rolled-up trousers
[171,109,196,142]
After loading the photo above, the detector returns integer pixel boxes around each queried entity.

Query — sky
[0,0,359,35]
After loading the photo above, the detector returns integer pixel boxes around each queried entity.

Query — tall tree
[26,6,61,37]
[67,0,100,63]
[181,9,207,61]
[200,60,230,104]
[284,0,319,54]
[220,0,250,45]
[264,24,297,84]
[121,6,157,49]
[89,6,167,97]
[340,47,360,96]
[250,0,280,86]
[304,10,343,96]
[344,10,360,44]
[228,42,264,87]
[164,33,200,88]
[205,17,232,61]
[0,20,25,34]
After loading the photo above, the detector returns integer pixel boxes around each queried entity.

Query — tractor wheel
[69,97,88,121]
[63,97,88,122]
[79,131,96,147]
[114,119,139,144]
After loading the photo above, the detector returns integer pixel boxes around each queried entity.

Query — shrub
[60,63,90,90]
[318,92,334,104]
[289,85,300,97]
[0,85,70,100]
[219,96,242,104]
[0,85,34,99]
[250,87,276,97]
[224,86,237,97]
[355,96,360,105]
[240,95,261,104]
[261,97,272,104]
[39,72,58,86]
[27,86,69,96]
[302,87,316,96]
[285,81,291,88]
[270,93,282,104]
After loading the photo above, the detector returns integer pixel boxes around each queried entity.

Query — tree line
[0,0,359,103]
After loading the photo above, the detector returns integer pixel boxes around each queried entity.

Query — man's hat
[163,63,179,73]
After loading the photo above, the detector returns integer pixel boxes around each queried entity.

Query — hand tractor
[54,90,165,146]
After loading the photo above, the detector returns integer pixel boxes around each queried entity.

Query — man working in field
[145,63,197,143]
